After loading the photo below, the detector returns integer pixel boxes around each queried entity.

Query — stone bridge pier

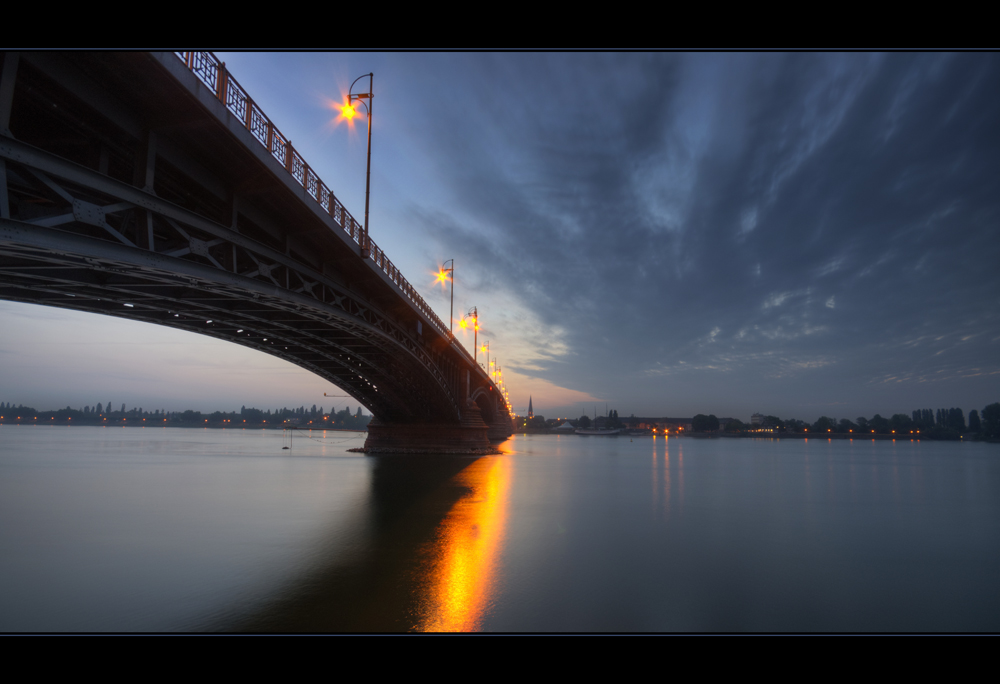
[361,368,512,454]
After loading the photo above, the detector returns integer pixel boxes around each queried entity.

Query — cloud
[453,56,991,414]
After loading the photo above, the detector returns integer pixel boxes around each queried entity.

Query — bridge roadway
[0,52,512,452]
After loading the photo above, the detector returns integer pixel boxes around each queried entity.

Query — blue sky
[3,52,998,422]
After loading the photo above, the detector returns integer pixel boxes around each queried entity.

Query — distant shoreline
[511,428,983,442]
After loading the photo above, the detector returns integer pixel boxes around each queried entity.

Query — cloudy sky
[3,52,998,421]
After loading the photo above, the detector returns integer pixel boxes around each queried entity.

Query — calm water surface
[1,426,998,632]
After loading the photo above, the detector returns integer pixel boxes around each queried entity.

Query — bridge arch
[0,51,511,451]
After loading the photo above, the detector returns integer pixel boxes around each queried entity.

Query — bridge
[0,52,512,452]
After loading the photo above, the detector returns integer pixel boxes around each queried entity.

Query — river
[1,425,997,632]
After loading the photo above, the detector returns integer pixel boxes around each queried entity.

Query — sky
[2,52,999,422]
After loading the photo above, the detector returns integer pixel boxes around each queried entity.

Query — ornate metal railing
[174,51,454,342]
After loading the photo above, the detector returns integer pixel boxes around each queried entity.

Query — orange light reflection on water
[415,456,511,632]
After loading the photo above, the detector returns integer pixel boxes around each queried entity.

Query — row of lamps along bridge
[339,75,510,414]
[435,262,510,410]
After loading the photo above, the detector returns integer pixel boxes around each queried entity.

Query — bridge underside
[0,196,506,453]
[0,51,512,453]
[0,216,450,420]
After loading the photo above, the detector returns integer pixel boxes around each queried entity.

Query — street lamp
[345,73,374,258]
[436,259,454,334]
[460,307,479,362]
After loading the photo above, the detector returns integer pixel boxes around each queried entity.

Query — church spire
[528,396,534,419]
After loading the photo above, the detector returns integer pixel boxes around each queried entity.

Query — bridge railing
[174,51,456,343]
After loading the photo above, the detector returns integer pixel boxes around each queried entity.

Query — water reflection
[6,429,1000,632]
[230,452,512,633]
[652,437,674,522]
[414,455,511,632]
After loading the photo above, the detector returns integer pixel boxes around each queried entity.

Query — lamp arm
[349,73,373,100]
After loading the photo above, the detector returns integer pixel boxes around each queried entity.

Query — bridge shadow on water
[218,451,509,633]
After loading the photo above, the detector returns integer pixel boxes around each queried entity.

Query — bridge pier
[487,422,513,443]
[360,402,499,454]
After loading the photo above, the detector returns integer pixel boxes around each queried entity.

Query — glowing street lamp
[436,259,454,334]
[345,73,374,258]
[460,307,479,362]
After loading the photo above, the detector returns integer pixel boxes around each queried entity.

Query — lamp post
[461,307,479,363]
[436,259,454,334]
[480,340,489,372]
[346,73,374,258]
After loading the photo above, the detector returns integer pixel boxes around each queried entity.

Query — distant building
[751,413,764,426]
[528,396,534,419]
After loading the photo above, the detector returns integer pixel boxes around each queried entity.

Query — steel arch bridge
[0,51,512,452]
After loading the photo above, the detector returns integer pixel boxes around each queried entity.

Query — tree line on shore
[695,404,1000,440]
[0,401,371,430]
[518,404,1000,441]
[519,411,623,430]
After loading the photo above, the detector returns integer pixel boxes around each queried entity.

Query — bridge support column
[487,421,512,443]
[359,402,498,454]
